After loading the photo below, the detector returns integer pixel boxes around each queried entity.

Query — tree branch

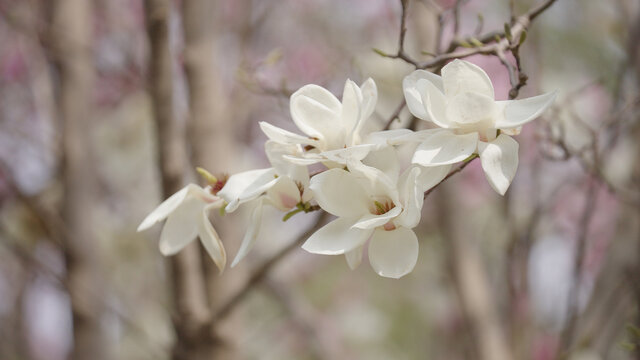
[210,211,330,323]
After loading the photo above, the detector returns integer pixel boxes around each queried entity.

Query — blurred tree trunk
[51,0,106,359]
[436,185,514,360]
[144,1,217,360]
[182,1,243,358]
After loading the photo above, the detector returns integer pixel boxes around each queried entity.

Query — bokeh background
[0,0,639,359]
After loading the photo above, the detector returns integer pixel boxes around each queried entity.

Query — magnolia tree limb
[144,2,216,359]
[181,0,245,357]
[436,185,515,360]
[382,0,559,129]
[210,211,330,323]
[51,0,106,358]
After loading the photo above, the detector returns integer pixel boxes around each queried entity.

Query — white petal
[309,168,370,217]
[266,176,301,211]
[416,164,451,192]
[403,70,444,121]
[382,128,445,145]
[478,134,519,195]
[494,91,557,129]
[231,198,264,267]
[412,131,478,166]
[158,196,204,255]
[282,153,324,166]
[359,78,378,121]
[265,141,309,184]
[347,159,399,204]
[368,227,419,279]
[198,207,226,272]
[259,121,319,146]
[218,168,278,212]
[290,84,342,142]
[345,245,364,270]
[137,184,213,231]
[321,143,379,165]
[350,78,378,145]
[341,79,362,137]
[365,129,414,145]
[416,79,452,128]
[352,206,402,229]
[441,59,494,98]
[302,217,373,255]
[446,92,497,126]
[361,146,400,185]
[395,167,423,229]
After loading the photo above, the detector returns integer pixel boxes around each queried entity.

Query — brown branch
[374,0,419,67]
[424,155,478,199]
[51,0,106,358]
[416,0,559,69]
[436,184,514,360]
[556,177,599,358]
[210,211,330,323]
[144,1,215,359]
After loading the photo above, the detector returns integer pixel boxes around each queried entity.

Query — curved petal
[259,121,319,146]
[309,168,370,217]
[416,79,452,128]
[412,131,478,166]
[219,168,278,212]
[384,128,445,145]
[340,79,362,137]
[282,153,324,166]
[198,208,226,272]
[417,164,451,192]
[441,59,494,98]
[352,206,402,229]
[368,227,419,279]
[365,129,414,145]
[494,91,557,129]
[362,146,400,185]
[446,92,497,125]
[321,143,379,165]
[350,78,378,145]
[231,198,264,267]
[347,159,398,203]
[359,78,378,122]
[345,244,364,270]
[265,141,309,184]
[403,70,444,121]
[266,176,300,211]
[137,184,214,231]
[395,167,423,229]
[478,134,519,195]
[158,196,203,255]
[302,217,373,255]
[290,84,342,142]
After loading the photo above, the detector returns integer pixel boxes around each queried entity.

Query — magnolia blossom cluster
[138,59,556,279]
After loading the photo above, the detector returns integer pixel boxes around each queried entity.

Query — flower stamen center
[372,200,395,215]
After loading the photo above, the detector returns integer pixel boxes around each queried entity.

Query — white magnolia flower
[137,184,227,271]
[217,141,313,266]
[259,78,379,166]
[302,147,434,278]
[402,59,556,194]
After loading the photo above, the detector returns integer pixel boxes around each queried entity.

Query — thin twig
[424,155,478,199]
[556,177,599,358]
[210,211,330,323]
[416,0,559,70]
